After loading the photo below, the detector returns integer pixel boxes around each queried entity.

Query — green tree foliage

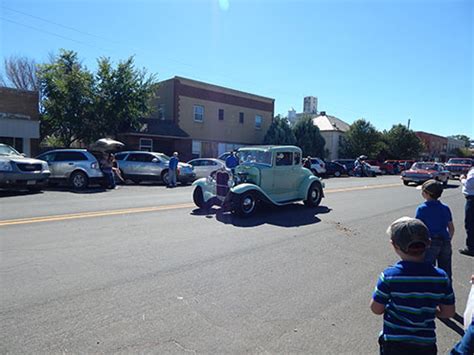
[38,50,95,147]
[38,50,158,146]
[448,134,471,148]
[263,115,296,145]
[339,119,382,158]
[293,115,326,157]
[383,124,423,159]
[93,57,158,140]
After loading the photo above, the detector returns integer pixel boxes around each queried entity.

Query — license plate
[27,180,36,185]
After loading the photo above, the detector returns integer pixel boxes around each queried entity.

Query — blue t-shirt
[225,155,239,169]
[168,156,178,170]
[415,200,452,240]
[373,261,454,345]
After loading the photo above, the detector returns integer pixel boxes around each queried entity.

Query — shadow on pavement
[191,203,331,228]
[0,189,44,198]
[439,314,465,336]
[43,185,109,194]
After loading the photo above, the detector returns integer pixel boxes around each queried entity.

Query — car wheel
[193,186,207,209]
[334,171,341,177]
[234,192,257,217]
[304,182,323,208]
[161,170,170,185]
[403,180,409,186]
[70,171,88,190]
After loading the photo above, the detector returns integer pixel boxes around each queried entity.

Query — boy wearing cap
[415,179,455,279]
[371,217,455,354]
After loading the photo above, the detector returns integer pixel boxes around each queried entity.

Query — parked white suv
[310,157,326,176]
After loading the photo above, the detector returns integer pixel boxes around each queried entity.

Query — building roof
[128,119,190,138]
[312,113,350,132]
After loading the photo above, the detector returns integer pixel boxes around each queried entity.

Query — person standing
[371,217,455,354]
[459,166,474,257]
[415,179,455,279]
[303,156,312,169]
[168,152,179,188]
[100,152,116,189]
[225,150,239,174]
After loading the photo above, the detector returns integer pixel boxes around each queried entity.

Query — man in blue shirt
[225,151,239,174]
[168,152,179,188]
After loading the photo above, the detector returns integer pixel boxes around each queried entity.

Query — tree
[383,124,423,159]
[448,134,471,148]
[38,50,95,147]
[92,56,158,140]
[293,115,326,157]
[263,115,296,145]
[339,119,382,158]
[0,55,39,91]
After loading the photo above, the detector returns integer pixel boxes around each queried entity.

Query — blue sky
[1,0,472,137]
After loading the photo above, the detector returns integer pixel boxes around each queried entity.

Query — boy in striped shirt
[371,217,455,354]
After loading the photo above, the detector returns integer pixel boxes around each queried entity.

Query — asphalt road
[1,176,472,354]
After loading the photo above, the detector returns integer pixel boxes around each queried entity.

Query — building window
[194,105,204,122]
[218,109,224,121]
[255,115,262,129]
[239,112,244,124]
[139,138,153,152]
[192,140,202,158]
[158,104,165,120]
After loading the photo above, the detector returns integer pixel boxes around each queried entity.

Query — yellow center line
[0,182,401,227]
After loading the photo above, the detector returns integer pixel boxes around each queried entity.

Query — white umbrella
[89,138,125,152]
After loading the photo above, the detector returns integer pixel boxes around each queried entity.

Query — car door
[53,151,84,178]
[37,152,57,177]
[273,151,296,200]
[189,159,204,178]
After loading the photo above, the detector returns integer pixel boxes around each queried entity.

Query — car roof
[239,145,301,152]
[40,149,89,153]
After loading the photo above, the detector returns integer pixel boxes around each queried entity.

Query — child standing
[415,179,455,279]
[371,217,455,354]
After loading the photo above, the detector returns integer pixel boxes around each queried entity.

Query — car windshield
[448,159,471,164]
[156,153,170,161]
[412,163,436,170]
[0,145,21,156]
[239,150,272,166]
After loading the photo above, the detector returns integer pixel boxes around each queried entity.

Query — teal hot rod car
[192,145,325,217]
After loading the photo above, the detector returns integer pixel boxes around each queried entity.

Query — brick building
[120,76,275,161]
[415,131,448,162]
[0,87,40,156]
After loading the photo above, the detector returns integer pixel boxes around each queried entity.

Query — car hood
[406,169,436,174]
[446,163,470,167]
[0,155,46,165]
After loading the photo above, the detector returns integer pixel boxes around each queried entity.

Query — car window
[115,153,126,160]
[294,152,301,165]
[54,152,87,161]
[276,152,293,166]
[38,152,55,162]
[190,160,202,167]
[128,153,154,162]
[210,160,218,166]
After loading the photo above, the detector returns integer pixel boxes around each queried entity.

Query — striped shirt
[373,261,455,345]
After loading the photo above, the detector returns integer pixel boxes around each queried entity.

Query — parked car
[0,143,50,191]
[366,160,395,175]
[333,159,356,175]
[192,145,324,217]
[445,158,473,179]
[115,151,195,185]
[401,162,449,186]
[187,158,226,179]
[324,161,347,177]
[309,157,326,176]
[218,152,232,161]
[36,149,104,190]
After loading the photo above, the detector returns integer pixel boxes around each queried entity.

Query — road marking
[0,182,401,227]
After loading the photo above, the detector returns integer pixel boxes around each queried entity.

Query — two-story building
[120,76,274,161]
[0,87,40,156]
[312,111,350,160]
[415,131,448,162]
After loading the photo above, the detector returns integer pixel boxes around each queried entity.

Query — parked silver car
[36,149,104,190]
[0,143,50,191]
[115,151,195,185]
[187,158,226,179]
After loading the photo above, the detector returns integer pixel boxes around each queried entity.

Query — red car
[445,158,473,179]
[401,162,449,186]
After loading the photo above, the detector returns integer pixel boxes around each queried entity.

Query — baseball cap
[387,217,429,254]
[417,179,443,199]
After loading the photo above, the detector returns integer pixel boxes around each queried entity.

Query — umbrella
[89,138,125,152]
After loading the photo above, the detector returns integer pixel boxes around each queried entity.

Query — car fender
[192,178,216,202]
[300,175,325,198]
[66,167,93,179]
[230,183,276,204]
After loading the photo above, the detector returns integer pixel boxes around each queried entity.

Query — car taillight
[91,162,98,169]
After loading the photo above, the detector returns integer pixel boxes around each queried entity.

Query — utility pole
[407,118,411,129]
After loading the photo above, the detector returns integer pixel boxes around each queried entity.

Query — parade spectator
[450,275,474,354]
[459,167,474,257]
[100,152,116,189]
[168,152,179,188]
[303,156,312,169]
[225,150,239,174]
[415,179,455,279]
[110,153,125,184]
[371,217,455,355]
